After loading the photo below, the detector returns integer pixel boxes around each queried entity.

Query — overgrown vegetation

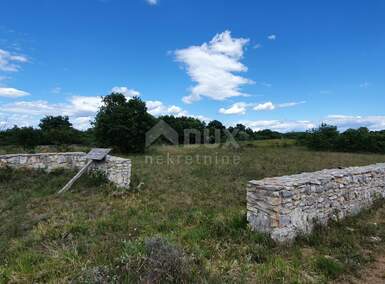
[1,143,385,282]
[0,116,92,149]
[301,123,385,153]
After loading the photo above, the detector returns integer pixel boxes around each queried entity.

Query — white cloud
[253,43,262,49]
[277,101,306,108]
[175,30,253,103]
[72,116,93,130]
[267,34,277,40]
[238,115,385,133]
[0,96,102,120]
[240,120,315,132]
[0,87,30,98]
[359,81,371,88]
[0,112,38,129]
[69,96,102,116]
[111,86,141,99]
[254,101,275,111]
[0,49,28,72]
[325,115,385,131]
[146,0,158,5]
[219,101,305,115]
[146,100,188,116]
[0,100,67,116]
[219,102,249,115]
[191,114,212,122]
[253,101,305,111]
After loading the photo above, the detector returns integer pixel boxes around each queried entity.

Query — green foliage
[0,116,91,148]
[314,256,344,279]
[2,126,42,149]
[302,123,385,153]
[159,115,206,144]
[93,93,156,153]
[39,115,85,145]
[39,115,72,131]
[303,123,339,150]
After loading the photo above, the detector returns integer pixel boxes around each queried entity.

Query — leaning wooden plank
[58,160,94,194]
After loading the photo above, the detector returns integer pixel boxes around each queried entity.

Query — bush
[117,237,198,283]
[314,256,344,279]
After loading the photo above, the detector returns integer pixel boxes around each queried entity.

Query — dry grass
[1,141,385,283]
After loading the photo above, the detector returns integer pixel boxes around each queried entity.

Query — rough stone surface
[247,163,385,242]
[0,152,131,188]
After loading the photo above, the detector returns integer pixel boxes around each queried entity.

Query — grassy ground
[1,141,385,283]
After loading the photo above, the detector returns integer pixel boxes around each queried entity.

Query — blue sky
[0,0,384,131]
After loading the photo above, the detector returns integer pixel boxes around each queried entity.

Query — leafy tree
[159,115,206,144]
[207,120,226,143]
[303,123,339,150]
[39,115,81,145]
[254,129,282,140]
[93,93,156,153]
[13,127,42,149]
[228,124,253,141]
[39,115,72,131]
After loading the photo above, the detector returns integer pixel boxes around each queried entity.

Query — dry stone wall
[247,163,385,242]
[0,152,131,188]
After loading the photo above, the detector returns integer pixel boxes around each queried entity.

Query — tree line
[300,123,385,153]
[1,92,384,154]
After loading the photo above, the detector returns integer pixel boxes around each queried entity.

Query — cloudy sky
[0,0,384,131]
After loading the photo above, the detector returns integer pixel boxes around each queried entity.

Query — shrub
[75,266,112,283]
[314,256,344,279]
[117,237,198,283]
[0,167,14,183]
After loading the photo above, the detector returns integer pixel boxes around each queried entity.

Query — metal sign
[86,148,112,161]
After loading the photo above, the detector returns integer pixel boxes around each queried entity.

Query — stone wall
[0,152,131,188]
[247,163,385,242]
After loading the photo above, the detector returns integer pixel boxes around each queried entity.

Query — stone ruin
[247,163,385,242]
[0,152,131,188]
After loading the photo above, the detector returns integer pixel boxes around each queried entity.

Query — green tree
[9,126,42,150]
[159,115,206,144]
[39,115,80,145]
[207,120,226,143]
[304,123,339,151]
[39,115,72,131]
[93,93,156,153]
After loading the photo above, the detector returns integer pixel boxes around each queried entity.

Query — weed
[314,255,344,279]
[117,237,201,283]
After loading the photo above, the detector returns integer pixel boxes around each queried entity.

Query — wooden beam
[58,160,94,194]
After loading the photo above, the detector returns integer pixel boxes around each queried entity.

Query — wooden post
[57,148,111,195]
[58,160,93,194]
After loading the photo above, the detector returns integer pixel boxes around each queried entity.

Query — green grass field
[1,141,385,283]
